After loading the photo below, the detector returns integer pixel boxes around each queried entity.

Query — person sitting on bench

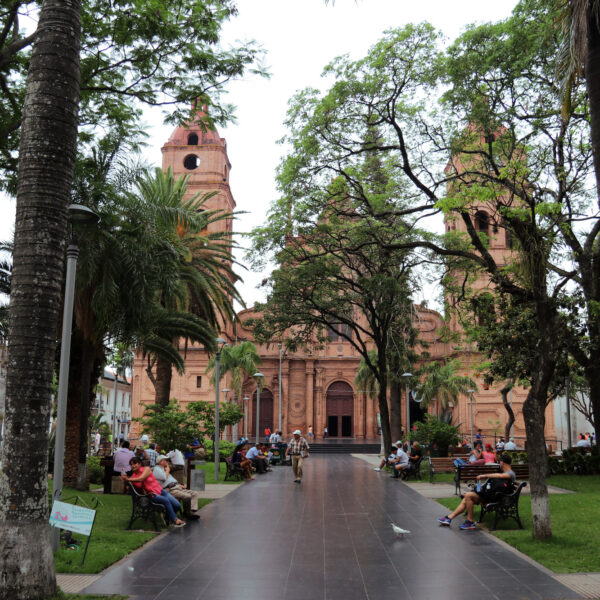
[246,442,269,473]
[374,444,399,472]
[153,455,201,520]
[391,444,410,479]
[437,453,516,530]
[121,456,186,527]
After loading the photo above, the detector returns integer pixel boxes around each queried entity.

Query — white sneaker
[374,467,381,471]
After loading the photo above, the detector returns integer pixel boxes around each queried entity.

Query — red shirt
[131,468,163,496]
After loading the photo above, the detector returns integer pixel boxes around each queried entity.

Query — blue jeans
[152,489,181,523]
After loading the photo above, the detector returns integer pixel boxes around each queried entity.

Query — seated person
[576,434,591,448]
[496,437,505,451]
[153,455,201,519]
[438,453,516,530]
[113,440,135,476]
[121,457,185,527]
[468,441,485,465]
[403,441,423,478]
[133,445,149,465]
[269,430,282,444]
[504,438,518,450]
[482,443,497,464]
[231,443,254,480]
[374,445,398,471]
[391,445,410,478]
[245,442,269,473]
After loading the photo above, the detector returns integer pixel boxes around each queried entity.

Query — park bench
[402,456,424,481]
[126,482,166,531]
[477,481,528,530]
[224,456,244,481]
[455,464,502,495]
[427,457,456,483]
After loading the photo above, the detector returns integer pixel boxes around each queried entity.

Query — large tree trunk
[0,0,81,596]
[586,7,600,202]
[389,379,403,442]
[154,355,173,406]
[500,383,515,442]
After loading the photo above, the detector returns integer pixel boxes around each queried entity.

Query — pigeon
[391,522,411,537]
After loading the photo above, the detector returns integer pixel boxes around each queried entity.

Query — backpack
[478,477,515,502]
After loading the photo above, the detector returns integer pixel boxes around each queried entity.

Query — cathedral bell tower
[161,111,235,237]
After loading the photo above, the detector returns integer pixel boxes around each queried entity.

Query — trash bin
[189,460,206,491]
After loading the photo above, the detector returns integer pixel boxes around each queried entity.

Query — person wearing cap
[374,442,401,472]
[153,455,201,520]
[390,443,410,479]
[285,430,309,483]
[133,444,149,465]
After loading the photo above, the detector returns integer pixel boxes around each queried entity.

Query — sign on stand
[49,500,97,564]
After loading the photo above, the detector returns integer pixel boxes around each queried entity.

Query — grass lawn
[51,485,211,574]
[436,474,600,573]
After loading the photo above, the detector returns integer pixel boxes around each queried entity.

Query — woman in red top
[482,444,497,464]
[121,457,185,527]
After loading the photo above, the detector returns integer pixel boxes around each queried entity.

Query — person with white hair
[504,438,518,450]
[153,455,201,520]
[285,430,310,484]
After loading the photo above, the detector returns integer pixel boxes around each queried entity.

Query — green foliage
[413,360,476,410]
[0,0,265,192]
[135,400,204,452]
[188,401,244,439]
[409,414,460,456]
[86,456,104,484]
[202,439,237,462]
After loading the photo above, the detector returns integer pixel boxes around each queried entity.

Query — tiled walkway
[83,455,580,600]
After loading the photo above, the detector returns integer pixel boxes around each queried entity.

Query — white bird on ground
[391,522,411,537]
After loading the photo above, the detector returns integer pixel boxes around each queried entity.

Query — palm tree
[133,167,242,406]
[206,340,261,438]
[414,361,477,417]
[0,0,82,595]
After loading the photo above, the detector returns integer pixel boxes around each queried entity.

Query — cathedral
[130,116,565,448]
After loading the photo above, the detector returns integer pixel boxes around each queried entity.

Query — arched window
[183,154,200,170]
[187,132,199,145]
[328,323,352,342]
[474,210,489,234]
[504,221,514,249]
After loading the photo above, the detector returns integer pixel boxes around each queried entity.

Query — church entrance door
[326,381,354,438]
[252,389,273,439]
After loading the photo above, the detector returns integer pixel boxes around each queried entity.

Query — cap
[293,429,301,435]
[395,441,403,447]
[157,455,168,463]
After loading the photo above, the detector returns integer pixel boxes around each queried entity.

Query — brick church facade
[131,118,559,446]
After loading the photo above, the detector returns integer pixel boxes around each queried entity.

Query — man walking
[285,429,309,484]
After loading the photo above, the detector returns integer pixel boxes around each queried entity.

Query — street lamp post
[51,204,99,551]
[278,343,283,432]
[402,372,412,437]
[243,396,249,440]
[254,372,264,443]
[111,370,119,451]
[467,389,476,447]
[565,378,572,448]
[214,337,228,482]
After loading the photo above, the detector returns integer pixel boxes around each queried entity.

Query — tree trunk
[389,379,403,442]
[154,355,173,406]
[500,383,515,442]
[586,7,600,203]
[522,389,552,539]
[0,0,81,596]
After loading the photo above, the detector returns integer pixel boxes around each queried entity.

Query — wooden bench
[402,456,424,481]
[126,482,166,531]
[455,464,502,495]
[427,457,456,482]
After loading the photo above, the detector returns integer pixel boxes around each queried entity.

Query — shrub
[409,414,460,456]
[203,439,237,461]
[87,456,104,484]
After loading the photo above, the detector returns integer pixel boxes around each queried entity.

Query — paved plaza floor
[83,455,581,600]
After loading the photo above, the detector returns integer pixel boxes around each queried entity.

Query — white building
[92,367,133,442]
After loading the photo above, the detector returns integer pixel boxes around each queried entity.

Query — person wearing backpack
[437,453,517,530]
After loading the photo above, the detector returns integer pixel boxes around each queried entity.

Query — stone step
[309,443,380,454]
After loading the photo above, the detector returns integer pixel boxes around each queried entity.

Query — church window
[474,210,489,234]
[504,221,514,249]
[196,376,202,388]
[188,132,199,145]
[183,154,200,170]
[328,323,352,341]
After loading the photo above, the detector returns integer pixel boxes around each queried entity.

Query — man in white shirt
[246,443,269,473]
[390,445,410,479]
[166,448,186,483]
[269,431,281,444]
[374,443,401,472]
[153,456,200,520]
[576,435,591,448]
[504,438,518,450]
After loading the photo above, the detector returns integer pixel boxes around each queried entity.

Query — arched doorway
[326,381,354,437]
[252,388,273,439]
